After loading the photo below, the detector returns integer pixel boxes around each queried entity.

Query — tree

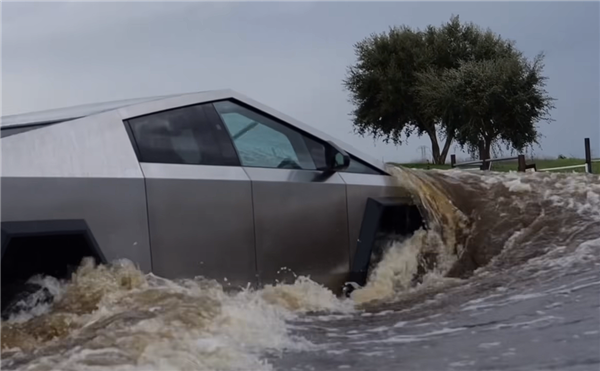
[343,26,436,157]
[416,52,555,160]
[343,15,551,164]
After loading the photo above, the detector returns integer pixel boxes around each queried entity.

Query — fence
[450,155,526,171]
[536,138,597,173]
[450,137,597,174]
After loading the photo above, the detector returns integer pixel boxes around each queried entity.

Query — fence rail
[537,164,588,173]
[451,156,520,168]
[450,137,596,174]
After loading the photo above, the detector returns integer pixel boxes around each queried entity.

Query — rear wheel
[1,282,53,319]
[1,233,103,319]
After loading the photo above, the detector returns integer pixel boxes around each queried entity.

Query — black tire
[1,282,54,320]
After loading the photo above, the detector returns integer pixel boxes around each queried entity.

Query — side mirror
[325,141,350,172]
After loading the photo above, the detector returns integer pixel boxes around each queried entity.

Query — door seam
[242,167,260,288]
[339,173,352,270]
[139,167,155,273]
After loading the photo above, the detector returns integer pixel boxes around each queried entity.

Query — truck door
[125,103,257,288]
[211,100,350,291]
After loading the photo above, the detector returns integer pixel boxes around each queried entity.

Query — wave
[352,167,600,306]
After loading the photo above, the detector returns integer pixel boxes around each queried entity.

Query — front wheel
[342,281,361,298]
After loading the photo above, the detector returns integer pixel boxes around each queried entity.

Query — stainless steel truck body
[1,90,420,313]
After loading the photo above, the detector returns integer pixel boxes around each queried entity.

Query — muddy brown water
[2,167,599,371]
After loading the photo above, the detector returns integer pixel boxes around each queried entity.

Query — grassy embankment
[391,158,600,173]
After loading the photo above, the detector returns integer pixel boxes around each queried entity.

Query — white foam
[487,315,561,330]
[367,326,391,333]
[304,314,355,322]
[527,238,600,270]
[478,342,501,349]
[393,321,408,328]
[373,310,395,316]
[506,293,546,301]
[326,349,349,355]
[503,178,532,192]
[259,276,355,314]
[363,326,467,345]
[461,294,505,311]
[551,281,600,295]
[359,350,389,357]
[449,360,476,367]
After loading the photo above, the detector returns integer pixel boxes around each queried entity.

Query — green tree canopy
[416,53,554,160]
[343,15,554,164]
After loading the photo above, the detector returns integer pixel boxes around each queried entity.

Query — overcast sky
[2,1,599,162]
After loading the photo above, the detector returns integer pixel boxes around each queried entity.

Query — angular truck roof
[0,89,387,172]
[0,94,182,128]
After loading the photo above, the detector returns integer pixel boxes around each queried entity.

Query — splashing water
[2,167,599,370]
[351,167,600,308]
[1,258,325,371]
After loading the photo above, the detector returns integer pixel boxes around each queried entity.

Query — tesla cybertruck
[1,90,424,314]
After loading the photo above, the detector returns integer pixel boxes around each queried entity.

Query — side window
[213,100,327,170]
[127,104,239,166]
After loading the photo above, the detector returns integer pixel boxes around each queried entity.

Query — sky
[2,1,599,163]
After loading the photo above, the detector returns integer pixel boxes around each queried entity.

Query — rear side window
[126,104,239,166]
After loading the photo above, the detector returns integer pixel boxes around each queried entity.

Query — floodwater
[1,167,599,371]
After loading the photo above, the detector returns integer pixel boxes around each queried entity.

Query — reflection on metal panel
[0,177,152,272]
[117,91,231,121]
[244,167,349,291]
[339,173,412,265]
[0,95,176,128]
[1,111,142,178]
[141,163,257,288]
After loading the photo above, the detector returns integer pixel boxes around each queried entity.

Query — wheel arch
[1,219,107,263]
[345,197,426,294]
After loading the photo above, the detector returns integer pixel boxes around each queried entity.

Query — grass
[390,158,600,174]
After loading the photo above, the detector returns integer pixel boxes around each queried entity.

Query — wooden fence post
[517,154,526,172]
[584,137,592,173]
[450,154,456,168]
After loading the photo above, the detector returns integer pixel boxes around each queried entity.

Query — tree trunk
[440,135,454,165]
[423,124,454,165]
[483,139,493,161]
[426,132,453,165]
[479,122,495,164]
[428,134,442,164]
[478,138,493,170]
